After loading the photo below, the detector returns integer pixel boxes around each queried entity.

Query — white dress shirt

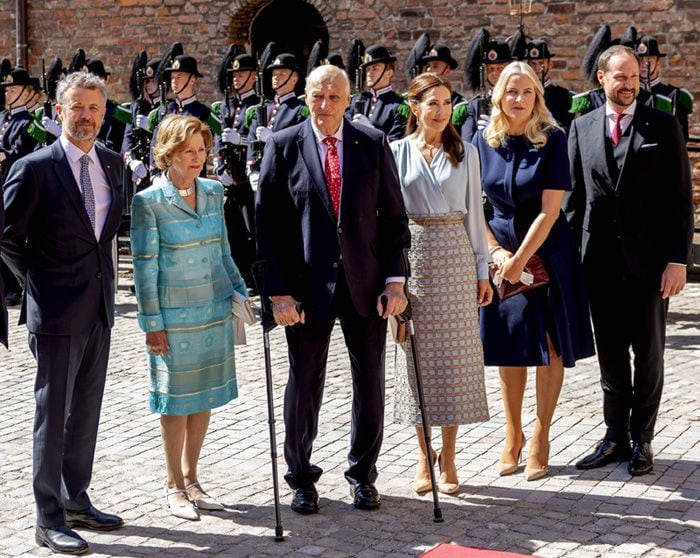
[605,100,636,140]
[60,135,112,240]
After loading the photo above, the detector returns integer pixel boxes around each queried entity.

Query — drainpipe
[16,0,28,68]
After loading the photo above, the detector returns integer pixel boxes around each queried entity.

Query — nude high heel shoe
[437,453,460,495]
[498,434,526,476]
[413,449,437,495]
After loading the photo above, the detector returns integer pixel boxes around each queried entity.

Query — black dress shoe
[35,525,88,555]
[351,483,381,510]
[575,439,631,470]
[65,505,124,531]
[628,442,654,476]
[290,486,319,515]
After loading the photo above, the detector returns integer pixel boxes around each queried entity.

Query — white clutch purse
[232,291,257,345]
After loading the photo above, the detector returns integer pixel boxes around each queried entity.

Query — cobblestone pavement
[0,266,698,558]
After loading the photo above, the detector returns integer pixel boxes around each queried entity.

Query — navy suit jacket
[0,195,7,347]
[1,140,123,335]
[255,118,410,321]
[566,102,693,282]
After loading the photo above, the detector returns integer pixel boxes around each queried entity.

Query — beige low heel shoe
[164,486,200,521]
[185,482,224,511]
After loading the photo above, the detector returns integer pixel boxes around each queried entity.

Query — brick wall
[0,1,696,129]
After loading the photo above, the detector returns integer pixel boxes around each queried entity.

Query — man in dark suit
[2,71,124,554]
[566,45,693,477]
[256,65,410,514]
[0,195,7,349]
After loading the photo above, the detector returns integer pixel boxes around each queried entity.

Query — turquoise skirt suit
[131,174,248,415]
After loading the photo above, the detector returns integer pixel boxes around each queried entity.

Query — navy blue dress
[473,129,594,368]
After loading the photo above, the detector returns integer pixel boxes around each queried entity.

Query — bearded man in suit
[566,45,693,477]
[2,71,124,554]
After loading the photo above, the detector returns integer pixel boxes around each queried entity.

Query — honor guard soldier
[74,55,129,152]
[0,67,43,307]
[461,31,513,142]
[526,39,574,132]
[349,45,408,141]
[213,49,260,288]
[247,53,308,146]
[634,34,693,141]
[571,25,670,118]
[122,53,161,193]
[38,57,65,144]
[0,67,43,182]
[147,52,220,174]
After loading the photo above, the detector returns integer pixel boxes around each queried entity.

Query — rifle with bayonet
[41,58,57,145]
[130,67,153,188]
[221,84,247,184]
[250,60,268,169]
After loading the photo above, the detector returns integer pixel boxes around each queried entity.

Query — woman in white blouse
[390,73,492,495]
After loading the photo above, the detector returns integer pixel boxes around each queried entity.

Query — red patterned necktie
[323,136,341,217]
[611,112,624,146]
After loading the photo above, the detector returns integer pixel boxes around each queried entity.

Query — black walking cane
[383,295,444,523]
[252,261,285,541]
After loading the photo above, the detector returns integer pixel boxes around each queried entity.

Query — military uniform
[525,40,574,132]
[350,86,408,141]
[461,38,512,142]
[212,53,261,287]
[634,36,694,141]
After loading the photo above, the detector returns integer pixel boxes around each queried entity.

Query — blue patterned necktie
[79,154,96,230]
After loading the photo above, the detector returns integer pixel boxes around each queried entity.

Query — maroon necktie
[323,136,341,217]
[611,112,624,146]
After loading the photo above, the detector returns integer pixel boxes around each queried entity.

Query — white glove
[477,114,491,131]
[128,159,148,181]
[255,126,272,142]
[42,116,62,137]
[248,171,260,192]
[218,169,234,186]
[221,127,242,145]
[0,152,6,163]
[352,113,373,128]
[135,114,150,131]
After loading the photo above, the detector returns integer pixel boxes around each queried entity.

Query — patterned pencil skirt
[393,212,489,426]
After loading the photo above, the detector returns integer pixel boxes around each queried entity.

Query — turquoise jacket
[131,174,247,332]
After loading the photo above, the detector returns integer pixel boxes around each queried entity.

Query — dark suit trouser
[587,276,667,444]
[29,322,111,528]
[282,275,387,489]
[224,183,256,283]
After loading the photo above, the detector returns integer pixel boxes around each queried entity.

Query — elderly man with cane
[255,64,410,515]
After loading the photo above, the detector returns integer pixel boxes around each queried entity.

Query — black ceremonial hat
[166,55,204,77]
[420,44,458,69]
[526,39,555,60]
[483,40,513,64]
[230,54,256,73]
[84,59,110,78]
[636,36,666,57]
[360,45,396,68]
[0,67,33,87]
[267,53,301,73]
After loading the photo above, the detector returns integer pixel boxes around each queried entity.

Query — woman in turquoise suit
[131,115,248,520]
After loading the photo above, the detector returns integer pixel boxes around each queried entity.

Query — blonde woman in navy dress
[391,73,492,495]
[472,62,594,481]
[131,115,248,519]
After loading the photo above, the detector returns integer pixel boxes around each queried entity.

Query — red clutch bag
[489,254,550,301]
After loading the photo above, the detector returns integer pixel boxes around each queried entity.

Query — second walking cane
[253,261,284,541]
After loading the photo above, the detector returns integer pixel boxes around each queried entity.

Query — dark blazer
[256,118,410,321]
[0,195,7,348]
[1,140,123,335]
[350,90,407,141]
[566,102,693,281]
